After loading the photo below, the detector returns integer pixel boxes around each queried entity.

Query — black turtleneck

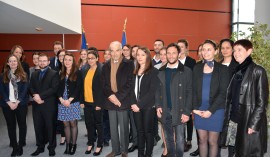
[230,56,253,123]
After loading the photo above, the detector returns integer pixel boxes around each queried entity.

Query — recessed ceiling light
[35,27,43,31]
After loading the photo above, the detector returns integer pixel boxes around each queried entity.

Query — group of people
[0,38,268,157]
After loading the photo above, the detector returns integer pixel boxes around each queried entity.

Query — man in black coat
[49,41,63,71]
[29,53,59,156]
[102,41,134,157]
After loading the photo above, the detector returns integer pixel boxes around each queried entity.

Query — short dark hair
[233,39,253,51]
[166,43,181,54]
[88,50,99,59]
[177,39,189,48]
[203,40,217,50]
[88,47,98,53]
[38,53,50,60]
[154,39,164,46]
[32,52,41,57]
[57,49,66,57]
[53,41,63,48]
[131,45,140,51]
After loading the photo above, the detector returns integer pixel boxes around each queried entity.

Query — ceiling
[0,1,80,34]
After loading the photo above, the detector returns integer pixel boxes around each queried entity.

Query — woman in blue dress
[192,40,229,157]
[57,53,83,155]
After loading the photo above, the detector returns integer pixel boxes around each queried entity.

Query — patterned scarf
[110,56,123,93]
[8,70,19,100]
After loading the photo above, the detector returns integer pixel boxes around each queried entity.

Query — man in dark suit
[49,41,63,71]
[102,41,134,157]
[177,39,197,153]
[29,53,59,156]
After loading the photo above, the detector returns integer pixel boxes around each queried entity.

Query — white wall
[255,0,270,27]
[1,0,81,34]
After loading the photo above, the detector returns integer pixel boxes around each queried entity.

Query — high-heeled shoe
[64,143,70,154]
[69,144,77,155]
[11,147,17,157]
[93,146,103,156]
[17,146,23,156]
[85,145,94,154]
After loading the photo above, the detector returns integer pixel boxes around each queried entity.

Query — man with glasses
[30,53,59,156]
[102,41,134,157]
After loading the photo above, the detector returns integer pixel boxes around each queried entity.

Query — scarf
[8,70,19,100]
[234,56,252,80]
[204,60,214,68]
[110,56,123,93]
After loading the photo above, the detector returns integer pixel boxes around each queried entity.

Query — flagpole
[123,18,127,32]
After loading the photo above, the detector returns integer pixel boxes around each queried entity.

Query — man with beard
[152,39,164,65]
[30,53,59,156]
[156,43,192,157]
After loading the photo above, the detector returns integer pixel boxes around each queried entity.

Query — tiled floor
[0,106,269,157]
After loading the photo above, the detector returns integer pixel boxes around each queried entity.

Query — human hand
[156,107,163,118]
[131,104,140,112]
[181,114,190,123]
[193,110,203,116]
[95,106,101,110]
[248,128,256,134]
[201,110,212,118]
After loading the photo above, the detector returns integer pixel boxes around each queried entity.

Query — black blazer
[29,68,59,109]
[220,58,239,79]
[192,61,230,113]
[57,70,83,104]
[102,58,134,110]
[131,67,159,109]
[49,57,59,71]
[184,56,196,70]
[81,63,105,107]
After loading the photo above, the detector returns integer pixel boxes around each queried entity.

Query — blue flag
[81,31,88,49]
[121,31,127,46]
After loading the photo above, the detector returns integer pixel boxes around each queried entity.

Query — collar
[153,55,161,62]
[179,56,187,65]
[40,66,49,72]
[160,61,184,72]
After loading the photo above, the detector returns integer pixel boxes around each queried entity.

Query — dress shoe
[49,149,55,156]
[161,154,168,157]
[17,146,23,156]
[31,148,44,156]
[104,141,109,147]
[106,152,121,157]
[190,148,199,156]
[128,145,138,152]
[64,143,70,154]
[184,143,192,152]
[69,144,77,155]
[93,146,103,156]
[85,145,94,154]
[121,152,128,157]
[11,148,17,157]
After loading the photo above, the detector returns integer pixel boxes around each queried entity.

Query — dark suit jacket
[192,61,229,113]
[29,68,59,109]
[184,56,196,70]
[102,58,134,110]
[57,70,83,104]
[131,67,159,109]
[81,63,105,107]
[0,74,29,107]
[49,56,60,71]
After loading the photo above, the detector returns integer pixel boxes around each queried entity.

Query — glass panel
[238,0,255,22]
[233,0,239,23]
[238,24,253,37]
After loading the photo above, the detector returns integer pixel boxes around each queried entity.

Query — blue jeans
[163,110,185,157]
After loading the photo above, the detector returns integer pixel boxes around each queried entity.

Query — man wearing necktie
[49,41,63,71]
[29,53,59,156]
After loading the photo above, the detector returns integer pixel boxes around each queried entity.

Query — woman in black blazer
[81,51,104,156]
[192,40,229,157]
[0,54,28,157]
[57,53,83,155]
[131,47,159,157]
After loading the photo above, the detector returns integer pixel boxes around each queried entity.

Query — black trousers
[84,102,103,147]
[133,108,155,156]
[32,102,57,150]
[2,104,27,148]
[185,114,193,141]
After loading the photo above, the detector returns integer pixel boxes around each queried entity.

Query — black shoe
[103,141,109,147]
[69,144,77,155]
[128,145,138,152]
[60,140,66,145]
[93,146,103,156]
[161,154,167,157]
[64,143,70,154]
[190,148,199,156]
[31,148,44,156]
[11,148,17,157]
[49,149,55,156]
[17,146,23,156]
[184,142,192,152]
[85,145,94,154]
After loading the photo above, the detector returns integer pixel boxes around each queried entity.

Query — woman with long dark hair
[0,54,28,157]
[57,53,83,155]
[82,51,104,156]
[131,47,159,157]
[193,40,229,157]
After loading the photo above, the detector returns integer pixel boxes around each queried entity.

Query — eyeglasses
[87,57,97,60]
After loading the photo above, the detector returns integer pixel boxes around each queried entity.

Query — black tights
[63,120,78,144]
[197,129,219,157]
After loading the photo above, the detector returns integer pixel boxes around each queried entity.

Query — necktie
[39,71,45,80]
